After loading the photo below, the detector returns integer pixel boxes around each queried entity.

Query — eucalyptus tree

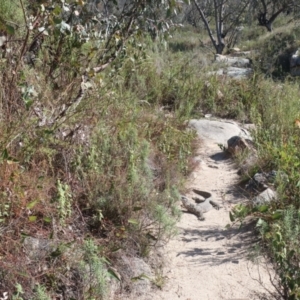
[191,0,250,54]
[253,0,299,31]
[1,0,186,122]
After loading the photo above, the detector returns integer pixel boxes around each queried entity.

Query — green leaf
[128,219,138,225]
[111,246,122,252]
[275,231,282,242]
[1,149,8,160]
[256,218,266,228]
[5,25,15,35]
[7,158,18,164]
[28,216,37,222]
[43,217,52,223]
[53,17,62,24]
[53,6,62,16]
[51,247,63,258]
[21,232,31,238]
[131,274,151,282]
[146,232,157,241]
[26,200,38,209]
[258,205,269,213]
[24,99,33,110]
[43,130,54,135]
[1,149,18,163]
[133,206,142,211]
[272,210,283,220]
[108,268,121,281]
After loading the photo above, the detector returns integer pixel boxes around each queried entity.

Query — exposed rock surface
[189,119,251,145]
[208,67,253,79]
[253,188,277,206]
[215,54,251,68]
[119,256,153,297]
[227,135,254,156]
[225,66,253,78]
[246,171,278,193]
[210,53,253,79]
[23,237,56,261]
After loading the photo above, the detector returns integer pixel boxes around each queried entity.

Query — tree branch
[192,0,218,52]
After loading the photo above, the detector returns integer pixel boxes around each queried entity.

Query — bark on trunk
[192,0,225,54]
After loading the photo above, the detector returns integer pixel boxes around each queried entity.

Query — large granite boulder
[227,136,255,156]
[188,119,252,145]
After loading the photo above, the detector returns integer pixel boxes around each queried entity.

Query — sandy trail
[134,131,277,300]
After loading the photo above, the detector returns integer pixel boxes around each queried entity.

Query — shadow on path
[210,151,231,162]
[177,221,259,267]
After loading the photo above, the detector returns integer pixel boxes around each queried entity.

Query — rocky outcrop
[210,53,253,80]
[227,135,255,156]
[119,256,153,297]
[253,188,277,206]
[189,119,252,145]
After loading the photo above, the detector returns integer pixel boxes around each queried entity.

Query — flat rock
[189,119,251,144]
[207,67,253,79]
[215,54,251,68]
[225,67,253,79]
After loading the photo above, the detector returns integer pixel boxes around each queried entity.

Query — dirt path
[154,138,276,299]
[132,121,278,300]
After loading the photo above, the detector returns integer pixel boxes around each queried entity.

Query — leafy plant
[79,240,109,300]
[32,285,51,300]
[257,207,300,299]
[56,180,72,225]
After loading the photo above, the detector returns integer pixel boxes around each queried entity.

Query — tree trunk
[215,0,225,54]
[216,43,225,54]
[257,0,286,32]
[192,0,225,54]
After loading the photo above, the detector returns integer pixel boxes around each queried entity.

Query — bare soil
[130,134,279,300]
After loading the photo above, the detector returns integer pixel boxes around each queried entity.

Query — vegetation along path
[134,119,278,300]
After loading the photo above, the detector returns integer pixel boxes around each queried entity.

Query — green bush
[249,24,300,78]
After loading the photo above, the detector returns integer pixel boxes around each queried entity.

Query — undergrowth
[0,2,201,298]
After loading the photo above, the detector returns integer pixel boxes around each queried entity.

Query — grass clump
[227,76,300,298]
